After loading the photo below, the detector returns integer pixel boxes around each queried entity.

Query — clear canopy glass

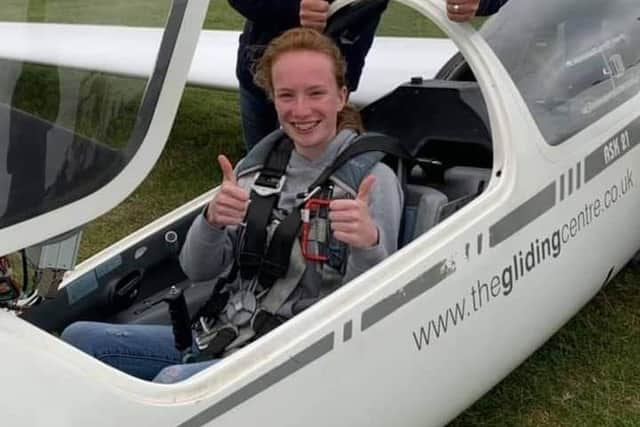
[0,0,172,228]
[482,0,640,145]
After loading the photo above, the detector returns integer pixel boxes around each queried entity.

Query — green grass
[4,1,640,426]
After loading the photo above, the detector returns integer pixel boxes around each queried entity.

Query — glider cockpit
[19,67,496,331]
[0,1,639,426]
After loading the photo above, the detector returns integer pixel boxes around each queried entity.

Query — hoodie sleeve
[179,210,239,283]
[343,163,404,283]
[179,173,252,283]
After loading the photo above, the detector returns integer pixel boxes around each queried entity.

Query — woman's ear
[338,86,348,111]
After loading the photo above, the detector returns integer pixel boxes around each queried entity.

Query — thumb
[218,154,236,185]
[356,175,376,203]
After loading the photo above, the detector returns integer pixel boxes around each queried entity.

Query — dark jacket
[229,0,508,96]
[477,0,508,16]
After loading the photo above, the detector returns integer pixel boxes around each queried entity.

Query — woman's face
[271,50,347,160]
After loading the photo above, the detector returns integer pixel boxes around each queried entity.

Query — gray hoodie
[180,130,404,317]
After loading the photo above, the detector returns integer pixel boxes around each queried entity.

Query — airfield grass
[6,1,640,425]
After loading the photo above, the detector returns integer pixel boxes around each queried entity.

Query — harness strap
[261,239,306,314]
[257,209,302,287]
[190,264,236,323]
[195,324,238,361]
[310,133,411,189]
[239,137,294,280]
[190,132,412,359]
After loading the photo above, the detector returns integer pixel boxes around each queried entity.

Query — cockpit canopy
[482,0,640,145]
[0,0,193,256]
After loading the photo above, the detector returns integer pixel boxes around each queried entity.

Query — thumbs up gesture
[206,155,250,227]
[329,175,379,248]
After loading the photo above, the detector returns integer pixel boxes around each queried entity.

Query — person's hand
[206,155,249,228]
[300,0,329,31]
[446,0,480,22]
[329,175,379,249]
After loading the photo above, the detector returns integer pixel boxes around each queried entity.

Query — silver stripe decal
[180,334,334,427]
[361,260,451,331]
[343,321,353,342]
[568,168,573,196]
[489,183,556,247]
[585,127,637,183]
[559,174,565,201]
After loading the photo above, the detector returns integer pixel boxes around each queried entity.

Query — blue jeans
[239,86,279,151]
[61,321,216,383]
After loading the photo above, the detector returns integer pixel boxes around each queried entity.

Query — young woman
[61,28,403,383]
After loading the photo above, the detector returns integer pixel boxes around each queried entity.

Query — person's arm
[342,163,404,283]
[227,0,300,28]
[180,156,249,282]
[476,0,508,16]
[179,212,238,282]
[339,7,385,91]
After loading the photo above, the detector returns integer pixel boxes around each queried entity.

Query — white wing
[0,22,457,105]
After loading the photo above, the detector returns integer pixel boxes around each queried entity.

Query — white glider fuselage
[0,0,639,426]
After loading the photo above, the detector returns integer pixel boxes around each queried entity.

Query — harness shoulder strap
[236,129,287,178]
[309,132,411,191]
[239,134,294,280]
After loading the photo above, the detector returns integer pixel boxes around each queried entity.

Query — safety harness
[167,129,410,360]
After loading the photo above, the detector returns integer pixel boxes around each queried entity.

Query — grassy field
[6,1,640,425]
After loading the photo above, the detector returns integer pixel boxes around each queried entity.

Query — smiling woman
[1,1,638,426]
[59,27,405,384]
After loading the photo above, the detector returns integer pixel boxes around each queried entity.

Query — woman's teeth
[293,121,320,131]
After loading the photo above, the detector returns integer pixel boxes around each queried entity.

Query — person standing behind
[229,0,509,151]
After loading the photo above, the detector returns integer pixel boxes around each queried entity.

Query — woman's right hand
[206,155,250,227]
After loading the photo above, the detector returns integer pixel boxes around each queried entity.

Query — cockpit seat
[401,166,491,245]
[400,184,447,246]
[442,166,491,200]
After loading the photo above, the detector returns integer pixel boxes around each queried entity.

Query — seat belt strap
[309,133,411,189]
[257,209,302,287]
[240,195,276,279]
[239,137,294,280]
[260,239,306,314]
[195,324,238,360]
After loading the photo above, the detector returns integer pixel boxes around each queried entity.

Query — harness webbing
[258,208,302,287]
[239,138,294,281]
[186,132,412,359]
[309,133,410,189]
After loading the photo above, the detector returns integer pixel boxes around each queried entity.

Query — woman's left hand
[329,175,379,249]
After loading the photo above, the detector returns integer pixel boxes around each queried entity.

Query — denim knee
[60,321,102,355]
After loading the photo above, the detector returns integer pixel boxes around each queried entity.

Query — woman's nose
[292,96,311,116]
